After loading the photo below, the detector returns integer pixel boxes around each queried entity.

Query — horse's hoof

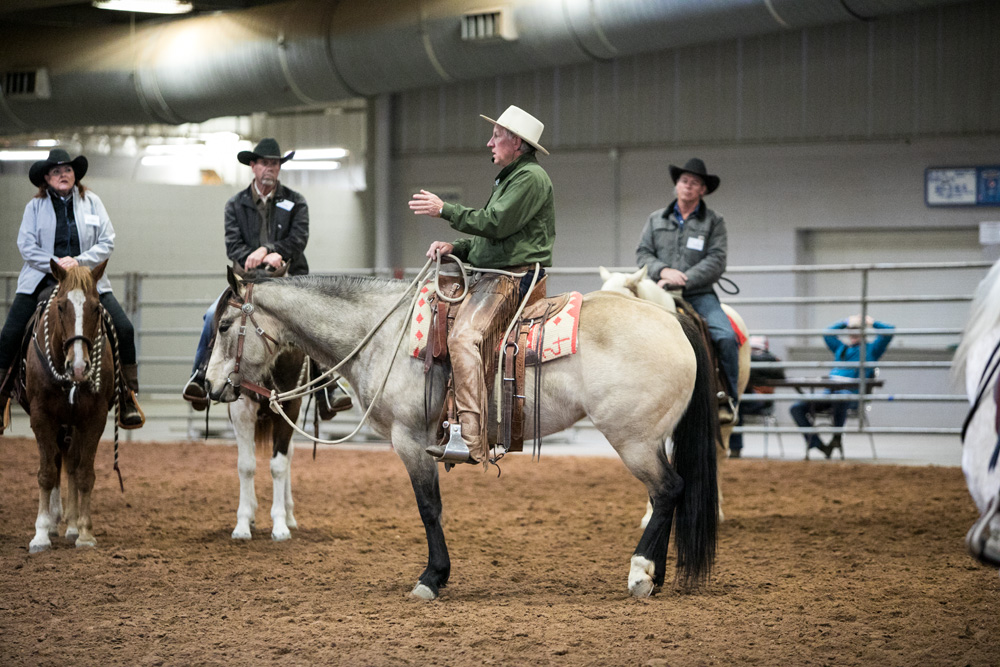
[628,577,655,598]
[410,583,437,601]
[231,529,252,540]
[75,538,97,549]
[29,541,50,554]
[65,528,79,541]
[286,517,298,530]
[271,528,291,542]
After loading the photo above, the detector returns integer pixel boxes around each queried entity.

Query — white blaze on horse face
[68,289,87,380]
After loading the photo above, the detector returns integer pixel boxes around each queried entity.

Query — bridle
[224,282,281,400]
[33,288,108,394]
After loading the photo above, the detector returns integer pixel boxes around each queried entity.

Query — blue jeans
[790,389,854,449]
[192,293,223,374]
[685,292,739,399]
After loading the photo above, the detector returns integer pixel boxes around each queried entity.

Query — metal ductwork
[0,0,972,135]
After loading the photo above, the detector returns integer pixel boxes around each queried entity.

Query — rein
[960,335,1000,472]
[227,261,435,445]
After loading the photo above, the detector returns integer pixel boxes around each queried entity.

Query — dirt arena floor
[0,438,997,666]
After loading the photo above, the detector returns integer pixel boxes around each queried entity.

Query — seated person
[789,315,894,458]
[729,336,785,458]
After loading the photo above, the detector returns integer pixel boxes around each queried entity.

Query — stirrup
[426,421,473,464]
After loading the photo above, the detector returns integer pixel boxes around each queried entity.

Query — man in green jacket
[409,105,555,465]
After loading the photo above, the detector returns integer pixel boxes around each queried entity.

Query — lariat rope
[256,255,536,447]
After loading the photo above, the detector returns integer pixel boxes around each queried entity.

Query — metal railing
[2,260,991,444]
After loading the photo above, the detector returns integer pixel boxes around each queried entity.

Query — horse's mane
[953,258,1000,385]
[248,273,405,300]
[60,266,96,293]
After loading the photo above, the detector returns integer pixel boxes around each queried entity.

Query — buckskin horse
[954,258,1000,572]
[600,266,750,525]
[22,260,115,553]
[204,268,718,599]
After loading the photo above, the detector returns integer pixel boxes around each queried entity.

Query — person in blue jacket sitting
[790,314,894,458]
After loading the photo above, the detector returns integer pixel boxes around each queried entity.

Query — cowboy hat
[29,148,88,187]
[237,137,295,165]
[479,105,549,155]
[669,157,720,195]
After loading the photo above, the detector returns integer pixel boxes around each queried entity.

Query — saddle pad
[409,282,582,364]
[728,314,748,347]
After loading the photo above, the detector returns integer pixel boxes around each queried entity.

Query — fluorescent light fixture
[293,148,349,160]
[0,150,49,161]
[140,155,189,167]
[144,143,205,155]
[281,161,341,171]
[92,0,193,14]
[35,139,58,147]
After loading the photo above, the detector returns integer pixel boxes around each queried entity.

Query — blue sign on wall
[926,166,1000,207]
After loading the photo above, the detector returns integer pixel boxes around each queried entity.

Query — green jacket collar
[493,152,538,186]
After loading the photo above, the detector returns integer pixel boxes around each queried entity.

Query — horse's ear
[227,265,244,295]
[599,266,611,281]
[91,260,108,283]
[635,265,649,281]
[50,258,67,282]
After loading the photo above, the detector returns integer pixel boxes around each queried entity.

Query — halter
[224,282,282,400]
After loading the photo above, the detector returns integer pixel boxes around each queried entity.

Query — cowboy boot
[0,366,14,435]
[182,368,209,411]
[119,363,145,429]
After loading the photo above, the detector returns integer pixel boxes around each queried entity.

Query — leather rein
[224,282,281,400]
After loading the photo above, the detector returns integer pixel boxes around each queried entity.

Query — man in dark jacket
[636,157,739,422]
[409,105,554,466]
[183,139,348,417]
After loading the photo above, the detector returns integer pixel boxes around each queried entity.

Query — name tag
[686,236,705,251]
[84,214,101,227]
[276,199,294,211]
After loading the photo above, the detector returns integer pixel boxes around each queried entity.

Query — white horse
[600,266,750,526]
[953,258,1000,571]
[205,270,719,599]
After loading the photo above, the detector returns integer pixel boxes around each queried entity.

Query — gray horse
[204,271,719,599]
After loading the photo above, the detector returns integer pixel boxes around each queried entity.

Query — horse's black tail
[670,313,719,587]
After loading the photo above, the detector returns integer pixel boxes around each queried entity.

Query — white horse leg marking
[47,487,66,538]
[283,441,297,530]
[628,555,656,598]
[30,487,54,553]
[64,473,80,541]
[640,499,653,529]
[231,399,258,540]
[270,452,291,541]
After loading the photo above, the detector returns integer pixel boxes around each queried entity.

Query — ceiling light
[0,150,49,161]
[293,148,349,160]
[281,161,342,171]
[35,139,58,147]
[92,0,194,14]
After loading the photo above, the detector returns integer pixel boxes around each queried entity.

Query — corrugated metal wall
[393,1,999,154]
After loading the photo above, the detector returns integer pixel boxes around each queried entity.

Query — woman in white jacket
[0,148,143,433]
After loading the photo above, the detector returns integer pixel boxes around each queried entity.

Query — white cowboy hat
[479,105,549,155]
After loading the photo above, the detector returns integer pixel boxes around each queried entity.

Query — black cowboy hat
[29,148,88,187]
[237,137,295,165]
[669,157,720,195]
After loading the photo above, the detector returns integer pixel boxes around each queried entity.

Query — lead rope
[101,306,125,493]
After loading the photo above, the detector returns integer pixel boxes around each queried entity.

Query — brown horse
[23,259,115,553]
